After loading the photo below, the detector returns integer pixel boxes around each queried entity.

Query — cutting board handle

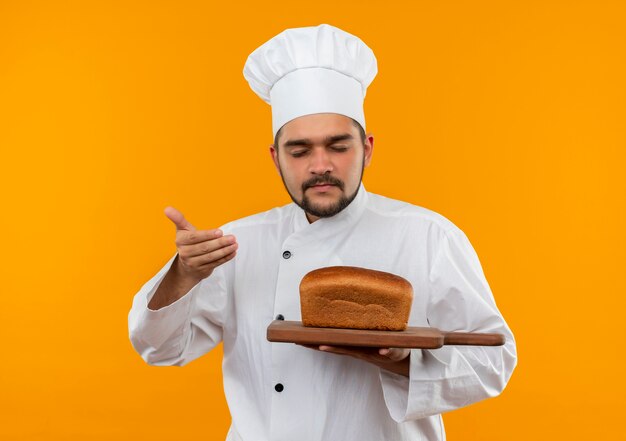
[443,331,505,346]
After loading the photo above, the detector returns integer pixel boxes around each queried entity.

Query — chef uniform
[128,24,517,441]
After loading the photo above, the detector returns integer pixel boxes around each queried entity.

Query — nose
[308,147,333,175]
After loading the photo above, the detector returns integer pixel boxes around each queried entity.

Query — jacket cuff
[128,254,199,356]
[379,347,482,422]
[138,279,198,351]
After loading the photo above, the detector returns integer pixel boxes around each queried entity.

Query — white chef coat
[128,183,517,441]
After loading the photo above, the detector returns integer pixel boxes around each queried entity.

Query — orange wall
[1,1,624,439]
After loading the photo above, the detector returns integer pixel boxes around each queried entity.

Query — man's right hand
[147,207,238,310]
[164,206,238,284]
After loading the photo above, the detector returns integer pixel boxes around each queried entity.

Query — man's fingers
[164,206,196,232]
[188,242,239,266]
[210,250,238,266]
[196,249,238,271]
[178,229,225,247]
[315,345,410,362]
[378,347,411,361]
[183,234,234,256]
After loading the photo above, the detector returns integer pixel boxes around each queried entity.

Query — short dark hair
[274,117,366,150]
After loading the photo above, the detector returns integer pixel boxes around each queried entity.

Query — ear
[363,133,374,167]
[269,144,281,174]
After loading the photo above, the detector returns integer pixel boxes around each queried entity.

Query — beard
[278,158,365,219]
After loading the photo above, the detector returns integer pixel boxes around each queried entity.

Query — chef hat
[243,23,378,138]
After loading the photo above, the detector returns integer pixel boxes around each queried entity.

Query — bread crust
[300,266,413,331]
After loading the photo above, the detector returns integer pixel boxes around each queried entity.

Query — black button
[276,314,285,321]
[282,250,292,259]
[274,383,284,392]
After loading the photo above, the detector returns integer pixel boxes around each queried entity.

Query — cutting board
[267,320,505,349]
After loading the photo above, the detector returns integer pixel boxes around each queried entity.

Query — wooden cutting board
[267,320,505,349]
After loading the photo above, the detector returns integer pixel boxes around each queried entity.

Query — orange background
[1,1,625,439]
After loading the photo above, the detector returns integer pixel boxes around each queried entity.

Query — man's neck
[306,212,320,223]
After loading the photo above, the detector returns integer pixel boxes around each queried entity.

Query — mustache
[302,175,345,192]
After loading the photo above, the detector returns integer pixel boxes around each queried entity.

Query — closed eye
[289,145,349,157]
[291,150,309,158]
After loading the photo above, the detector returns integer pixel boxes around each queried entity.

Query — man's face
[269,113,374,223]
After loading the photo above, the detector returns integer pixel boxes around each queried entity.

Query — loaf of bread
[299,266,413,331]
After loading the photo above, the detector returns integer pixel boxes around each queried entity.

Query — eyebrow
[283,133,354,148]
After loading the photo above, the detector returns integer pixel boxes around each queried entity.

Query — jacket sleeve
[127,252,230,367]
[379,227,518,422]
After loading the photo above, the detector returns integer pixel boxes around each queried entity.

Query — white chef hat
[243,23,378,139]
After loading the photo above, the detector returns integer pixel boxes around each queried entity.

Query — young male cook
[129,23,517,441]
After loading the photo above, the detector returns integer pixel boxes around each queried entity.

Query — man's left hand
[298,344,411,377]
